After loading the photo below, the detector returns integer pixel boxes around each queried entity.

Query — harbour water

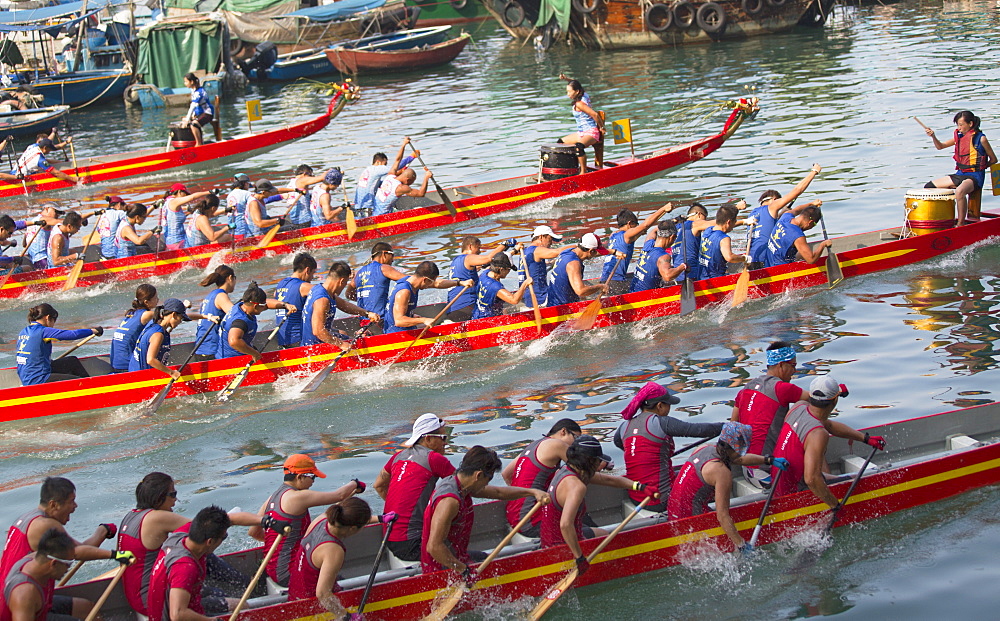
[1,1,1000,618]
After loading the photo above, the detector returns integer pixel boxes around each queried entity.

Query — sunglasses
[300,473,317,480]
[424,434,449,441]
[167,491,178,498]
[46,554,74,567]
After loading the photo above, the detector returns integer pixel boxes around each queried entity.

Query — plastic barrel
[540,144,579,180]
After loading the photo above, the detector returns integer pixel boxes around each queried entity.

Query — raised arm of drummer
[925,125,952,150]
[566,258,603,299]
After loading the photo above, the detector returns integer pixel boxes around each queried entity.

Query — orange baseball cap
[282,454,326,478]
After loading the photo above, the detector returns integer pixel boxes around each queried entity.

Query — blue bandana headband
[766,346,796,366]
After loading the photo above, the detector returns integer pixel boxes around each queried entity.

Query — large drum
[539,144,579,180]
[905,188,955,235]
[168,122,196,149]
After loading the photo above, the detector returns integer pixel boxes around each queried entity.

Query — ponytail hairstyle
[27,303,58,323]
[715,441,738,469]
[132,284,158,310]
[567,79,585,103]
[200,265,235,288]
[184,72,200,88]
[954,110,981,132]
[189,195,220,216]
[241,281,266,305]
[294,164,313,176]
[126,203,148,219]
[325,497,371,529]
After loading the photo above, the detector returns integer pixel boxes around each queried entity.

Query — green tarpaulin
[137,20,222,88]
[535,0,571,30]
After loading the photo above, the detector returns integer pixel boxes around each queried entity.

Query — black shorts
[49,595,74,617]
[193,113,214,128]
[386,538,421,562]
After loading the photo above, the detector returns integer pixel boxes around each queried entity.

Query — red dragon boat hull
[0,99,759,300]
[0,206,997,423]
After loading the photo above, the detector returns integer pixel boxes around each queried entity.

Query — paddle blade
[217,365,251,402]
[145,380,175,415]
[256,224,280,249]
[346,208,357,240]
[422,584,467,621]
[731,268,750,307]
[62,258,85,291]
[529,568,580,620]
[300,362,337,394]
[572,298,602,330]
[435,180,457,217]
[826,250,844,288]
[680,278,696,315]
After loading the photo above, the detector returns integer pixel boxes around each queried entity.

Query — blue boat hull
[0,106,69,137]
[23,71,131,107]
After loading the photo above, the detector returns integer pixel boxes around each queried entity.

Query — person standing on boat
[0,138,79,184]
[746,166,822,268]
[471,252,532,320]
[600,205,674,295]
[540,436,655,575]
[546,232,618,307]
[161,183,211,251]
[273,253,315,348]
[284,165,328,226]
[128,299,191,377]
[372,167,433,216]
[115,203,156,259]
[307,169,346,227]
[772,376,885,511]
[613,382,724,512]
[180,73,214,148]
[97,196,128,260]
[245,180,284,238]
[731,341,809,488]
[301,261,380,348]
[383,262,470,335]
[421,446,548,576]
[192,266,234,363]
[923,111,997,226]
[630,220,687,293]
[217,282,295,361]
[184,195,232,247]
[501,419,582,537]
[45,212,83,269]
[354,139,417,216]
[763,205,831,268]
[557,73,604,172]
[15,303,102,385]
[517,225,568,305]
[248,454,365,588]
[109,284,159,373]
[0,529,82,621]
[0,477,130,620]
[373,414,456,564]
[667,422,788,554]
[346,242,408,324]
[447,236,511,322]
[697,205,745,280]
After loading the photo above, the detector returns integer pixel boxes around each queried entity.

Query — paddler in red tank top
[540,436,657,576]
[500,418,582,538]
[0,477,132,620]
[923,110,997,226]
[250,454,366,588]
[613,382,724,512]
[0,529,76,621]
[772,376,886,521]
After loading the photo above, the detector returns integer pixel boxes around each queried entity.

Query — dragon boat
[51,401,1000,618]
[0,202,997,423]
[0,84,361,200]
[0,98,760,300]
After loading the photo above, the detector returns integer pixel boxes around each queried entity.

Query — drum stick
[913,117,931,131]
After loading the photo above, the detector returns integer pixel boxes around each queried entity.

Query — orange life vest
[953,129,988,172]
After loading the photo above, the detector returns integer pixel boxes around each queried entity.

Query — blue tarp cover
[282,0,386,23]
[0,1,126,33]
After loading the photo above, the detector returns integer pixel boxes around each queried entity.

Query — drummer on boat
[354,139,417,216]
[300,261,380,348]
[179,73,214,147]
[923,111,997,226]
[557,73,604,172]
[15,303,103,386]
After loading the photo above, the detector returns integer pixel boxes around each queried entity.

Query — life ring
[451,0,467,9]
[765,0,787,7]
[671,1,696,28]
[502,0,526,27]
[696,2,727,33]
[741,0,763,14]
[644,2,673,32]
[572,0,600,13]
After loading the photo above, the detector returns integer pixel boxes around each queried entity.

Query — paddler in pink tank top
[500,418,582,538]
[250,454,365,587]
[772,376,886,523]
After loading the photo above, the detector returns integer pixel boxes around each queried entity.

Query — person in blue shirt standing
[109,284,159,373]
[301,262,380,347]
[383,262,469,334]
[697,205,746,280]
[600,204,675,295]
[472,253,533,320]
[129,298,191,376]
[181,73,214,147]
[547,232,619,307]
[746,165,822,269]
[354,139,416,216]
[630,220,687,293]
[345,243,408,331]
[446,236,511,322]
[273,253,314,348]
[764,205,831,268]
[16,303,103,385]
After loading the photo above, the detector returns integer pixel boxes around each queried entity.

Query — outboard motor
[238,41,278,79]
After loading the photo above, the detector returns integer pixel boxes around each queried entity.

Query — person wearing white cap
[772,375,886,512]
[600,204,675,295]
[515,225,571,306]
[546,231,622,307]
[372,413,456,562]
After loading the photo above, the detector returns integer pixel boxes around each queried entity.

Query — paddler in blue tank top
[746,165,822,268]
[546,232,616,307]
[472,252,533,320]
[16,303,103,385]
[518,225,571,306]
[445,235,512,322]
[273,253,315,348]
[671,204,708,282]
[129,298,191,377]
[301,261,381,347]
[192,265,234,362]
[245,179,285,238]
[630,220,687,293]
[218,283,270,360]
[109,284,159,372]
[697,205,746,280]
[384,262,469,335]
[600,204,675,295]
[923,111,998,226]
[558,73,605,171]
[354,138,416,216]
[764,205,831,268]
[345,243,408,329]
[284,164,329,226]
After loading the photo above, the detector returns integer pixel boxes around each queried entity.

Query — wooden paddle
[343,184,357,240]
[57,560,84,586]
[69,138,78,171]
[63,214,101,290]
[83,561,128,621]
[572,256,622,330]
[355,518,395,617]
[519,252,543,335]
[216,315,289,402]
[299,328,368,394]
[255,201,293,249]
[731,221,754,307]
[424,501,546,621]
[0,224,44,291]
[146,323,218,415]
[228,525,290,621]
[56,333,97,360]
[819,218,843,288]
[528,497,652,620]
[748,469,782,547]
[390,284,471,365]
[407,140,457,217]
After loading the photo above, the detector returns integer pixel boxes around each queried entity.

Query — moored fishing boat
[0,98,758,300]
[325,32,471,74]
[0,83,360,199]
[52,401,1000,618]
[0,200,997,422]
[0,104,69,137]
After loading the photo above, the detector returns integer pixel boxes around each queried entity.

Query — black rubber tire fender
[572,0,601,13]
[502,0,526,27]
[672,1,696,28]
[451,0,467,9]
[766,0,788,7]
[741,0,764,14]
[645,2,674,32]
[696,2,727,33]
